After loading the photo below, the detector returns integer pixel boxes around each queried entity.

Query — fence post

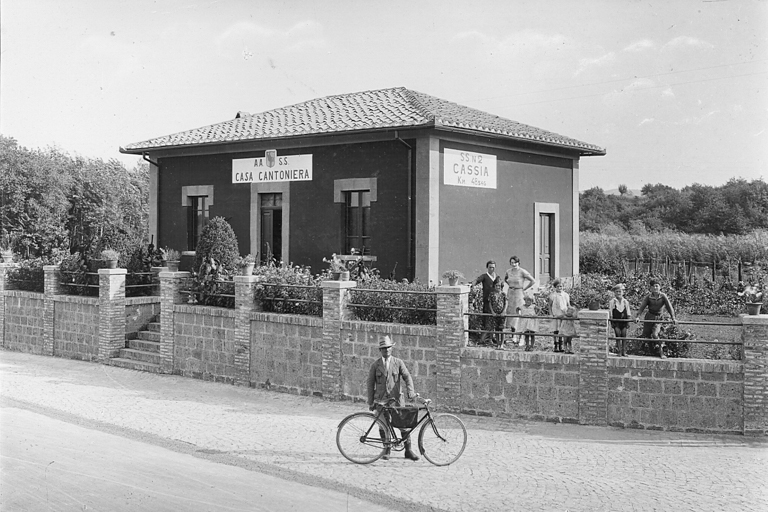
[320,280,357,399]
[742,314,768,436]
[42,265,64,356]
[0,263,17,348]
[435,284,469,409]
[577,309,610,426]
[233,275,260,386]
[97,268,127,363]
[158,270,190,374]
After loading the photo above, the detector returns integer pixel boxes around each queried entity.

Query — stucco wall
[439,140,575,281]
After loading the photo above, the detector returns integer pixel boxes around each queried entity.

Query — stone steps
[118,347,162,365]
[110,317,162,372]
[108,358,161,373]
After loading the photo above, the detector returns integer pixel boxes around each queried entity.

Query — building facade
[121,87,605,284]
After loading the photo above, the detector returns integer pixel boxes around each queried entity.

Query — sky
[1,0,766,191]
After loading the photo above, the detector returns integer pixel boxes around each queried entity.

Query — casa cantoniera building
[120,87,605,284]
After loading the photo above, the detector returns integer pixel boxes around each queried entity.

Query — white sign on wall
[232,150,313,184]
[443,148,497,189]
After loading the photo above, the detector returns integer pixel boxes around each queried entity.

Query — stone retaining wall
[53,296,99,361]
[339,321,438,402]
[608,358,744,433]
[173,305,236,382]
[3,291,45,354]
[460,349,580,422]
[2,264,767,436]
[249,313,323,395]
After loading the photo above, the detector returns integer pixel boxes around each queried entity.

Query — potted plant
[100,248,120,269]
[577,286,611,310]
[442,270,464,286]
[237,253,256,276]
[162,247,181,272]
[323,253,349,281]
[738,283,764,315]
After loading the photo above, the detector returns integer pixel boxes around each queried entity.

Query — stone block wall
[3,291,45,354]
[607,358,743,433]
[249,313,323,394]
[339,321,438,403]
[460,349,580,421]
[53,296,99,361]
[172,305,236,382]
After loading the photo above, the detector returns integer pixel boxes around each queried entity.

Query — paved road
[1,406,392,512]
[1,351,766,512]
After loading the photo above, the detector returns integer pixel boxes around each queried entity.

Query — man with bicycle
[367,335,420,461]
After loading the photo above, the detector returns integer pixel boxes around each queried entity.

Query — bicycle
[336,395,467,466]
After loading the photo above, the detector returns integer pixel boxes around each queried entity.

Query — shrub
[193,217,240,274]
[254,264,322,316]
[348,277,436,325]
[124,243,158,297]
[188,257,234,308]
[7,258,47,292]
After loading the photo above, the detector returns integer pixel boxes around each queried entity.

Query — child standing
[515,295,539,351]
[560,306,578,354]
[608,284,631,356]
[548,279,571,353]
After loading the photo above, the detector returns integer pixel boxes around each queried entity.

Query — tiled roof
[121,87,605,156]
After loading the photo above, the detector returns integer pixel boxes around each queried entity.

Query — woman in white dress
[504,256,535,332]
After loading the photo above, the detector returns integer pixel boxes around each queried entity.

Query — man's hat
[378,335,395,349]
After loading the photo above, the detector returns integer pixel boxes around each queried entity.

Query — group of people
[364,274,677,465]
[474,258,676,358]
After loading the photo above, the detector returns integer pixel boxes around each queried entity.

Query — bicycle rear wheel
[336,412,390,464]
[418,413,467,466]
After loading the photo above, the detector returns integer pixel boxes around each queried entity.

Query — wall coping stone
[607,357,743,372]
[320,280,357,290]
[436,284,470,294]
[97,268,127,276]
[174,304,236,318]
[126,296,161,306]
[462,346,579,363]
[578,309,610,320]
[158,271,192,278]
[741,314,768,325]
[250,312,323,326]
[341,320,436,336]
[6,290,43,299]
[53,295,99,305]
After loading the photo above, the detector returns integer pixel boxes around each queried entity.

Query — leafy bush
[254,264,322,316]
[58,252,96,296]
[7,258,47,292]
[193,217,240,274]
[348,277,436,325]
[188,257,234,308]
[123,243,160,297]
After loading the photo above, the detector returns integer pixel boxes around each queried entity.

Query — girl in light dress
[608,284,631,357]
[515,294,539,351]
[548,279,576,353]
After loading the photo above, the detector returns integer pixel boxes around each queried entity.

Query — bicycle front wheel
[418,413,467,466]
[336,412,390,464]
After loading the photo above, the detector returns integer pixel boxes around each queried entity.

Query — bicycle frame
[369,402,444,450]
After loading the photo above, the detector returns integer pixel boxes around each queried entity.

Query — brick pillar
[159,271,190,374]
[234,275,260,386]
[577,309,610,426]
[0,263,18,347]
[321,280,357,399]
[43,265,64,356]
[97,268,127,363]
[742,314,768,436]
[435,284,469,409]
